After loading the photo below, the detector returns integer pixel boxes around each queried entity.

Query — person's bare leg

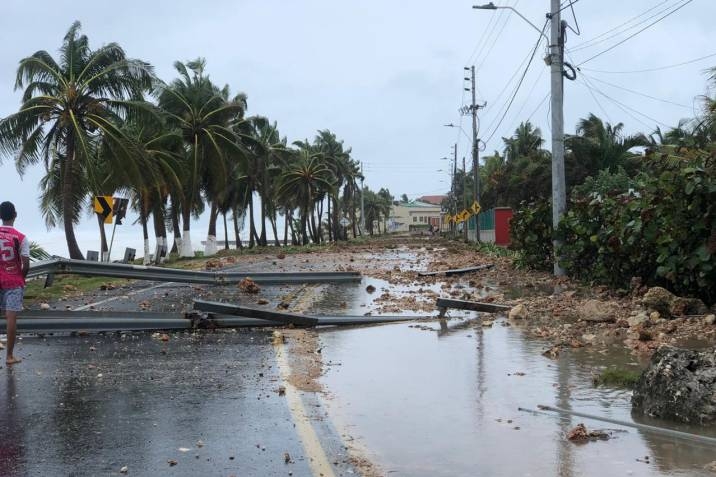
[5,310,20,365]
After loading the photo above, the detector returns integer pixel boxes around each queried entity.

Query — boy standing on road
[0,202,29,365]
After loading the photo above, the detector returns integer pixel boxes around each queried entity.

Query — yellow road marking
[274,337,336,477]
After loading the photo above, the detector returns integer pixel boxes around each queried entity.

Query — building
[417,195,447,206]
[388,200,443,233]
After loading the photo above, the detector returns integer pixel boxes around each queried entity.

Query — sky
[1,0,714,258]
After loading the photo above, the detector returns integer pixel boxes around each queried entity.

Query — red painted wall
[494,207,513,246]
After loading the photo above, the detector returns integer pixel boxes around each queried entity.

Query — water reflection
[0,370,24,475]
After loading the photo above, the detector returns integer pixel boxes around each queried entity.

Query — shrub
[509,199,553,271]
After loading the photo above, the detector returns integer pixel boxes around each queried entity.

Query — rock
[628,312,649,328]
[366,285,376,294]
[40,303,50,310]
[239,278,261,294]
[120,466,128,474]
[566,423,610,442]
[508,304,528,320]
[649,311,661,321]
[577,299,617,323]
[704,461,716,472]
[642,287,677,317]
[632,346,716,425]
[581,334,597,345]
[670,297,709,316]
[705,315,716,326]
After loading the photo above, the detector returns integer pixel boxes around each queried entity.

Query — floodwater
[320,319,716,476]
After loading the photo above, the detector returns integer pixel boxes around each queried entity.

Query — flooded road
[320,319,716,476]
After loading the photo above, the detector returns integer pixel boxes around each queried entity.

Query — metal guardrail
[1,309,420,333]
[27,258,361,285]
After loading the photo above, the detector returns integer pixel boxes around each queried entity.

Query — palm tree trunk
[327,200,332,242]
[259,196,267,246]
[269,214,280,247]
[248,194,256,248]
[141,207,150,265]
[152,203,167,265]
[283,211,289,246]
[170,202,181,255]
[96,213,108,261]
[232,206,243,249]
[223,213,229,250]
[205,202,219,256]
[62,143,84,259]
[180,204,193,257]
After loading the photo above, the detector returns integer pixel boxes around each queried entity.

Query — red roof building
[418,195,447,206]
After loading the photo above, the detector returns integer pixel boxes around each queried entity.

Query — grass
[475,241,517,258]
[24,275,130,302]
[592,367,642,388]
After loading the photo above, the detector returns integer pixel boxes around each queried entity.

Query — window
[413,216,417,223]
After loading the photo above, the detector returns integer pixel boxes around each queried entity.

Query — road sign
[93,196,113,224]
[470,201,481,215]
[339,218,350,227]
[113,197,129,225]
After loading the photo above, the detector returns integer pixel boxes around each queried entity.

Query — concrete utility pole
[473,1,569,275]
[549,0,567,276]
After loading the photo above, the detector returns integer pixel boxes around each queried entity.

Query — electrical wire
[583,74,692,109]
[579,51,716,74]
[526,91,551,123]
[482,20,549,148]
[579,76,673,129]
[578,0,695,66]
[477,0,522,71]
[569,0,673,52]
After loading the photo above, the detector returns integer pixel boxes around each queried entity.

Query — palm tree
[278,149,335,245]
[0,21,155,259]
[156,58,247,257]
[566,114,648,180]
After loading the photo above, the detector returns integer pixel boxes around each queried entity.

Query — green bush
[509,199,553,271]
[510,149,715,304]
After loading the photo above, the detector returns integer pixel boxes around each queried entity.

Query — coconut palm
[0,21,155,259]
[156,58,247,256]
[278,149,335,245]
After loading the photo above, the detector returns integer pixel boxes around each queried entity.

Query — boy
[0,201,29,365]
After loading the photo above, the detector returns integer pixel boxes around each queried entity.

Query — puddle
[320,319,716,477]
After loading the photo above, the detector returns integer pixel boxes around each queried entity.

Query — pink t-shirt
[0,225,29,288]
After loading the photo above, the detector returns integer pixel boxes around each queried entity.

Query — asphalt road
[2,274,357,477]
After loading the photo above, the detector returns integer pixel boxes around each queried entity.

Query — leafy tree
[0,21,155,259]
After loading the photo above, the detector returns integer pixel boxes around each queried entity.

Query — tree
[278,149,335,245]
[157,58,247,257]
[0,21,155,259]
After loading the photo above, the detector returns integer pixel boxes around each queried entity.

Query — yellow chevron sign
[93,196,113,224]
[470,201,481,215]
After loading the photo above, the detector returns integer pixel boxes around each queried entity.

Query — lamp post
[474,1,567,275]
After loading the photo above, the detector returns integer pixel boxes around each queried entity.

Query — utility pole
[360,161,365,235]
[473,1,570,275]
[549,0,566,276]
[452,144,457,239]
[462,156,468,242]
[462,66,485,243]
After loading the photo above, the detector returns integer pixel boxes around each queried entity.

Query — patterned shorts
[0,288,24,312]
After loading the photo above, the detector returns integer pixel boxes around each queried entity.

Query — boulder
[509,304,528,320]
[632,346,716,425]
[642,287,677,317]
[641,286,708,318]
[705,314,716,326]
[577,299,617,323]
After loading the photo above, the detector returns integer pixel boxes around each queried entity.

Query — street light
[473,3,549,42]
[443,123,471,142]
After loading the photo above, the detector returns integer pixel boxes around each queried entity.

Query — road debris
[567,423,611,442]
[239,277,261,294]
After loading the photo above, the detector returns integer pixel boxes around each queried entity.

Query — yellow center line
[273,337,336,477]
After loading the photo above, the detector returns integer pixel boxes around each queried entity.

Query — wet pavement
[1,331,331,476]
[4,246,716,476]
[320,319,716,477]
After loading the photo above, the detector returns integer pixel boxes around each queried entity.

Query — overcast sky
[1,0,714,257]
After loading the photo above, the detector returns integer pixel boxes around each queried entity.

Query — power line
[578,0,695,66]
[526,91,551,123]
[569,0,674,52]
[579,51,716,74]
[579,77,673,129]
[583,74,692,109]
[483,20,549,147]
[477,0,522,71]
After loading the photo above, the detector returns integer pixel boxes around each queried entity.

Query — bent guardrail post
[193,299,319,326]
[418,264,494,277]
